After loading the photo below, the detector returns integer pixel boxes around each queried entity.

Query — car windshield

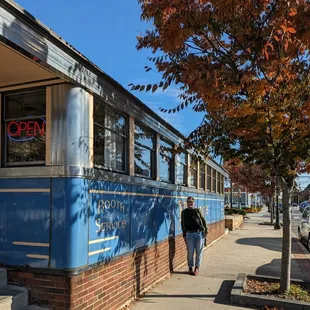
[302,207,310,219]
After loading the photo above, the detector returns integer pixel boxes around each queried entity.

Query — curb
[231,273,310,310]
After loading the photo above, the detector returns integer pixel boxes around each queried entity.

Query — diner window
[220,175,224,194]
[134,123,155,178]
[190,159,197,188]
[94,101,127,172]
[176,152,187,185]
[217,172,221,193]
[207,165,212,191]
[159,138,174,182]
[212,169,217,192]
[3,89,46,166]
[199,164,205,190]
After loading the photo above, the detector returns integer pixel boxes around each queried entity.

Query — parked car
[298,206,310,249]
[300,201,310,212]
[292,202,298,207]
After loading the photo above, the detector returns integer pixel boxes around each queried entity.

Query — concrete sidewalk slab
[129,208,309,310]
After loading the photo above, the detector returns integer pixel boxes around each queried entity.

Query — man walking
[181,196,208,275]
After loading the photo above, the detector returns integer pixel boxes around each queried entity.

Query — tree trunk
[279,177,292,293]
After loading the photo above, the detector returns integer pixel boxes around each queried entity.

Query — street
[262,206,308,251]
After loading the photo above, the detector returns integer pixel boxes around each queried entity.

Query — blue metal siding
[0,177,224,269]
[50,178,88,269]
[0,179,50,268]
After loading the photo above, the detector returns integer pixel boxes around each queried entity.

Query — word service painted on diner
[96,199,127,233]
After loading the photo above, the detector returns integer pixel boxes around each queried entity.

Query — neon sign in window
[4,89,46,165]
[7,118,46,142]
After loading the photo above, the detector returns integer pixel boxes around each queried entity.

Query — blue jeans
[185,231,205,267]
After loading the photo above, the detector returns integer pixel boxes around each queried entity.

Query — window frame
[2,88,46,167]
[93,100,128,173]
[134,121,156,179]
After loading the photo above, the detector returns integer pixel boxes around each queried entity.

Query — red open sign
[7,119,45,142]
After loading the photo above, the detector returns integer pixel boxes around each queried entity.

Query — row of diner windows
[1,88,224,193]
[94,96,224,193]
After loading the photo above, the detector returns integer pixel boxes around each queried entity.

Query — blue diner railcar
[0,0,228,275]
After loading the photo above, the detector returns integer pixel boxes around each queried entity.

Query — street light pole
[230,181,233,208]
[274,181,281,230]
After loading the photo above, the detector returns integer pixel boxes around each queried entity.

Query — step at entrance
[0,285,28,310]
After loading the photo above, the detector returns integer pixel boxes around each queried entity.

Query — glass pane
[160,155,172,182]
[104,130,125,171]
[135,124,154,149]
[94,102,105,125]
[200,164,205,173]
[94,124,105,166]
[7,134,45,163]
[5,90,46,119]
[212,169,216,192]
[6,118,46,163]
[176,163,187,185]
[105,109,126,136]
[179,153,186,165]
[207,166,212,191]
[200,172,205,189]
[190,168,197,187]
[160,139,173,158]
[134,145,153,178]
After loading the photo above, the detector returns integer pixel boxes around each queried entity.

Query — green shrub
[225,208,247,216]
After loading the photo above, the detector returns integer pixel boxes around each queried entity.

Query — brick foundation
[7,220,224,310]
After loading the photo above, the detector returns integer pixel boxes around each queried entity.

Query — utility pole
[230,180,233,208]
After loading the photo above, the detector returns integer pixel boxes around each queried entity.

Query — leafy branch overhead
[134,0,310,178]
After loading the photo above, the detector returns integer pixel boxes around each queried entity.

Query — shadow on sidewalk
[214,280,235,306]
[235,237,300,254]
[172,271,189,275]
[255,258,308,280]
[141,294,217,299]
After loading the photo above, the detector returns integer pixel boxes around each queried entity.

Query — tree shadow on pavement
[235,237,300,254]
[214,280,235,305]
[214,280,253,308]
[256,258,309,281]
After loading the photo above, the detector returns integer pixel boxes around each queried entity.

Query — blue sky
[15,0,203,136]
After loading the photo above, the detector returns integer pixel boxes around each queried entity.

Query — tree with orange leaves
[224,159,275,219]
[224,159,275,195]
[134,0,310,292]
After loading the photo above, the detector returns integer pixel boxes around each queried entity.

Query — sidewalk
[129,207,310,310]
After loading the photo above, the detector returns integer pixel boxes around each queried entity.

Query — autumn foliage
[134,0,310,177]
[224,159,275,196]
[135,0,310,293]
